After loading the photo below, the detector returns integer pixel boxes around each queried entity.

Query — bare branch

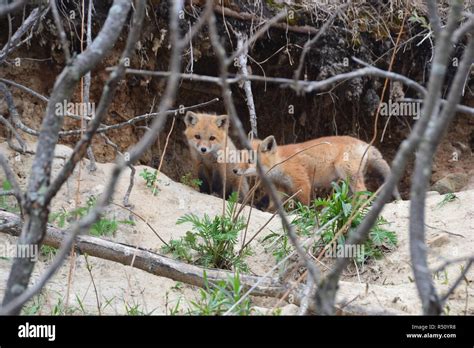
[55,98,220,136]
[50,0,71,63]
[235,31,258,137]
[0,154,22,208]
[1,0,134,314]
[426,0,441,38]
[0,114,27,153]
[0,0,27,18]
[409,35,474,315]
[440,259,473,303]
[207,8,321,296]
[0,82,40,136]
[0,7,48,63]
[44,0,146,205]
[84,0,96,171]
[122,67,474,116]
[0,78,48,102]
[314,0,465,315]
[0,0,190,315]
[400,98,474,116]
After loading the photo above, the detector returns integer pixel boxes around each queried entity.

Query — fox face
[233,136,278,177]
[184,112,228,156]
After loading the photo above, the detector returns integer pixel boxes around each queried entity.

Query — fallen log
[0,210,304,305]
[0,210,404,315]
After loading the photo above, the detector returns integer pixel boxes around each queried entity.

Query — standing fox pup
[234,135,401,206]
[184,111,249,199]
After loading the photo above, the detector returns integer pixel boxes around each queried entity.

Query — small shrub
[0,180,20,213]
[264,180,397,265]
[139,168,159,195]
[161,192,250,271]
[180,172,202,190]
[436,193,458,208]
[187,272,251,316]
[49,196,133,237]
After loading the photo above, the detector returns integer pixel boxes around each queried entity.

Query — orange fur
[234,135,400,207]
[184,111,249,199]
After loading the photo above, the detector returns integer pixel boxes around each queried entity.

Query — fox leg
[292,174,312,206]
[196,162,212,194]
[237,176,249,202]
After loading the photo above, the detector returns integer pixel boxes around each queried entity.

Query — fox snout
[233,167,257,177]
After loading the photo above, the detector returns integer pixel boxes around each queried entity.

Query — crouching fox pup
[234,135,401,207]
[184,111,249,199]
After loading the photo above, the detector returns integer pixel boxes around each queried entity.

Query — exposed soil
[0,1,473,315]
[0,1,472,200]
[0,141,472,315]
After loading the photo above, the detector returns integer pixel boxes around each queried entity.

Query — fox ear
[260,136,277,153]
[215,114,228,128]
[184,111,198,127]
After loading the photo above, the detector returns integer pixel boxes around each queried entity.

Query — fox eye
[194,134,201,140]
[209,136,216,141]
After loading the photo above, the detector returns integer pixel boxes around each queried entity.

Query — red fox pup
[234,135,401,206]
[184,111,249,199]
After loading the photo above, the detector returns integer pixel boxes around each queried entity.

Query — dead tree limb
[0,114,27,153]
[0,0,206,316]
[0,209,304,306]
[0,154,22,208]
[207,7,321,313]
[409,35,474,315]
[235,32,258,137]
[0,209,402,315]
[314,0,465,315]
[84,0,97,172]
[123,67,474,116]
[50,0,71,63]
[1,0,134,314]
[0,7,47,63]
[0,0,27,18]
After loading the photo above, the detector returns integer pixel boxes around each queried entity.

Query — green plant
[49,196,133,237]
[165,291,183,315]
[50,297,82,315]
[312,181,396,263]
[161,192,250,271]
[436,193,458,208]
[124,300,157,316]
[180,172,202,190]
[0,180,20,213]
[40,245,58,259]
[139,168,159,195]
[187,272,251,316]
[22,295,43,315]
[261,229,292,263]
[408,10,431,31]
[265,180,397,265]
